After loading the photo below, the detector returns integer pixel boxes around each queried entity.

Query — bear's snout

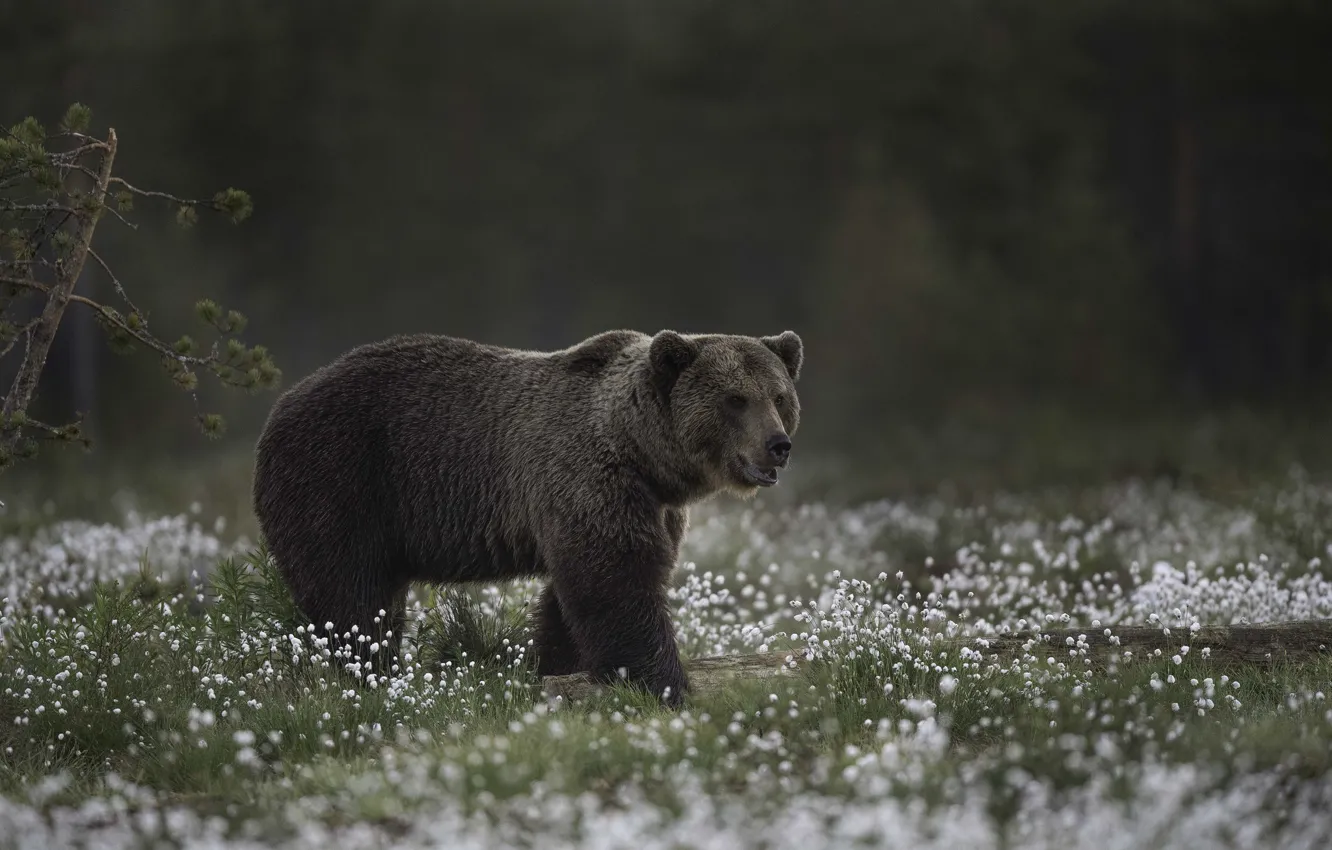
[764,433,792,466]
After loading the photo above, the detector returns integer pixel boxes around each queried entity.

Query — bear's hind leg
[289,567,408,679]
[530,582,582,677]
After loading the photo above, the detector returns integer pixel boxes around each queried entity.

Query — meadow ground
[3,469,1332,848]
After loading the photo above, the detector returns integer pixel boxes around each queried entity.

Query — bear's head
[649,329,803,497]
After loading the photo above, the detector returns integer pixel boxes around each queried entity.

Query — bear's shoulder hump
[560,330,648,377]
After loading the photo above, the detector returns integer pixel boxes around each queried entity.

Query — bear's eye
[774,394,786,408]
[724,394,747,411]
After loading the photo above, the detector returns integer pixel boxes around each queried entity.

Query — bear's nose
[765,434,792,465]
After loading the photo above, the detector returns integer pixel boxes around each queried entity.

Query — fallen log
[541,617,1332,703]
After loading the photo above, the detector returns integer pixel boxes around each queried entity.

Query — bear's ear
[649,330,699,400]
[761,330,803,382]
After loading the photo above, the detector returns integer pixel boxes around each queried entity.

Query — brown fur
[251,328,803,706]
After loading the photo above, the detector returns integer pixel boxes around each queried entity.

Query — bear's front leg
[547,523,688,707]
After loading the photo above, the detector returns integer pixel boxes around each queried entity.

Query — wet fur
[251,328,802,706]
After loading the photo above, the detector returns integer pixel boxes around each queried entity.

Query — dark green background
[5,0,1332,504]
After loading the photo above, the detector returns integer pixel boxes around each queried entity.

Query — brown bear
[251,328,802,706]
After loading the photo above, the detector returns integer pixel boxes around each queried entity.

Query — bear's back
[254,331,648,583]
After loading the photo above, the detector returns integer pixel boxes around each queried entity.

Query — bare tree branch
[98,200,138,230]
[0,318,38,359]
[86,246,141,313]
[69,293,213,367]
[0,274,50,293]
[3,414,90,447]
[2,273,254,370]
[108,177,202,207]
[0,202,81,215]
[48,132,110,149]
[21,208,77,259]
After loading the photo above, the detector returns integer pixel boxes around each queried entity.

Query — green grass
[3,552,1331,838]
[4,472,1332,846]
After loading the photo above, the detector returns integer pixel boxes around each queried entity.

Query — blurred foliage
[1,0,1329,495]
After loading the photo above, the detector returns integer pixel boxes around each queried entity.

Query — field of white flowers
[3,471,1332,849]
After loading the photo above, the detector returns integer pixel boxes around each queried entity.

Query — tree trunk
[541,618,1332,703]
[1,128,118,459]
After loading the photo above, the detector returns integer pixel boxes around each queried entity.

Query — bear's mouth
[740,462,780,487]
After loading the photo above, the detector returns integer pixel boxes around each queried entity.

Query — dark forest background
[4,0,1332,511]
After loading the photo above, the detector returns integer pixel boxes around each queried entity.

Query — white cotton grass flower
[2,470,1332,847]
